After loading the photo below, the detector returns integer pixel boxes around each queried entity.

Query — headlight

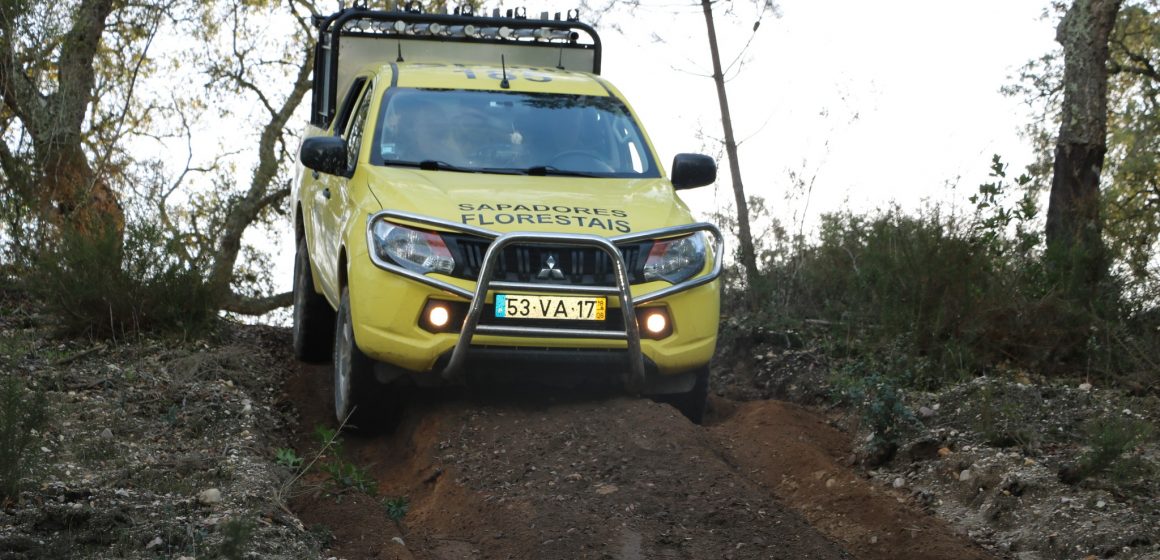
[370,220,455,275]
[643,233,705,284]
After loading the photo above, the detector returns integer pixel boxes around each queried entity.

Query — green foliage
[32,221,217,338]
[831,359,917,452]
[383,496,410,522]
[0,377,48,501]
[215,517,255,560]
[721,155,1160,389]
[1074,414,1154,483]
[311,424,378,496]
[275,447,303,469]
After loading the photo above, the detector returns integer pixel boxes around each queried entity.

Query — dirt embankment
[284,360,990,560]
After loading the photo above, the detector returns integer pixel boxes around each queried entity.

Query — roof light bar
[339,17,581,43]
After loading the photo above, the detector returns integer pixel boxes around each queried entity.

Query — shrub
[0,377,48,501]
[33,222,217,338]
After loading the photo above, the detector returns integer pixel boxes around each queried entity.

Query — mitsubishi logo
[537,254,565,280]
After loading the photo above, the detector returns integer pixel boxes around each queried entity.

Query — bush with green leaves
[0,377,48,501]
[719,155,1160,388]
[33,222,217,338]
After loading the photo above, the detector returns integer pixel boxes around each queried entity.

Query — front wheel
[292,237,335,363]
[333,288,391,432]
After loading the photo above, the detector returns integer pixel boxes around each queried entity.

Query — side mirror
[300,136,348,176]
[671,153,717,190]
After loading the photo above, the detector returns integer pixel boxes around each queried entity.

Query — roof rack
[309,4,602,127]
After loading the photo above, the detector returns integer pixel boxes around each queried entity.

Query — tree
[1044,0,1123,295]
[0,0,128,238]
[699,0,761,291]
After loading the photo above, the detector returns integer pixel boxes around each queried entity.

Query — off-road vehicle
[291,3,722,427]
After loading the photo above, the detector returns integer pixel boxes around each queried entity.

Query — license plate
[495,294,606,321]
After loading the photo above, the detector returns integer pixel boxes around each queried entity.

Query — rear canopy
[309,5,602,128]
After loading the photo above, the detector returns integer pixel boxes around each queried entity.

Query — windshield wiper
[526,165,599,178]
[381,159,471,173]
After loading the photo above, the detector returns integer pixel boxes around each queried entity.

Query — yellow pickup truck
[291,5,722,428]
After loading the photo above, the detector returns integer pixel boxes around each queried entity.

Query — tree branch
[221,291,293,315]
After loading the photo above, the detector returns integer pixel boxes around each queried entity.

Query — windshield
[372,88,660,177]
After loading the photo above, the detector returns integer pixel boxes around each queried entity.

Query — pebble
[918,406,936,419]
[145,536,163,549]
[1079,382,1093,391]
[391,537,405,546]
[100,428,113,440]
[892,477,905,489]
[197,488,222,505]
[938,447,952,458]
[825,478,837,489]
[594,483,618,495]
[959,470,971,482]
[1096,500,1106,509]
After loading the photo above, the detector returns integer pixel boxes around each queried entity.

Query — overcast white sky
[567,0,1060,231]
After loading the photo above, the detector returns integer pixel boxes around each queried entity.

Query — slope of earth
[285,360,993,560]
[0,295,322,559]
[718,326,1160,560]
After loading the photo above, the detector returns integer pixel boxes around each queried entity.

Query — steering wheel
[549,150,615,173]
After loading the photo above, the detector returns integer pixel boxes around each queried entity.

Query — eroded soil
[284,359,990,560]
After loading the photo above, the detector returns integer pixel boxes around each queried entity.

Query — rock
[99,428,113,440]
[197,488,222,505]
[391,536,405,546]
[892,477,905,489]
[594,483,618,495]
[1096,500,1106,509]
[958,469,971,482]
[918,406,936,419]
[1079,382,1093,391]
[145,536,163,549]
[938,447,952,458]
[825,478,837,489]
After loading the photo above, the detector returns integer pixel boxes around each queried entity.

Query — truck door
[312,77,371,300]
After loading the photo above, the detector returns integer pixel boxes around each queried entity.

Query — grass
[0,376,48,502]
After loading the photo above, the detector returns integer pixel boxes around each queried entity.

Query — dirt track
[285,362,994,560]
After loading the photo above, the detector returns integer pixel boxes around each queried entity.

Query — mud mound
[285,366,851,559]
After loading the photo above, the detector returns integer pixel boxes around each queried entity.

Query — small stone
[959,469,971,482]
[1096,500,1106,509]
[825,478,837,489]
[197,488,222,505]
[391,537,405,546]
[918,406,935,419]
[1061,497,1071,504]
[594,483,618,495]
[99,428,113,440]
[1079,382,1092,391]
[938,447,952,458]
[145,536,163,549]
[892,477,905,489]
[755,354,765,362]
[869,536,878,544]
[1023,457,1036,466]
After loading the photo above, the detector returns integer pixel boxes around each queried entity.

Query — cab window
[345,82,374,171]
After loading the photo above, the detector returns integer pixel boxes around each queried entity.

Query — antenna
[397,41,404,62]
[500,54,510,89]
[556,49,564,70]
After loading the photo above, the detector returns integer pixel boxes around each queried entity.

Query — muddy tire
[292,237,335,363]
[333,288,395,432]
[655,366,710,425]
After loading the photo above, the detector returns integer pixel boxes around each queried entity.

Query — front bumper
[350,210,722,392]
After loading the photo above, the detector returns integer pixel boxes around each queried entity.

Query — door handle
[322,188,331,199]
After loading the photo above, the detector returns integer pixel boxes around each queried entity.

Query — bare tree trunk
[0,0,125,238]
[1046,0,1122,295]
[700,0,760,292]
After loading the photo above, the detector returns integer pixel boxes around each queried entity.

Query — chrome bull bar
[365,210,724,392]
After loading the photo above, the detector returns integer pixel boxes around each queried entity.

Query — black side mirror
[300,136,348,176]
[671,153,717,190]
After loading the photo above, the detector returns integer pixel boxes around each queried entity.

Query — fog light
[428,305,450,328]
[645,312,667,334]
[636,307,672,339]
[420,299,465,333]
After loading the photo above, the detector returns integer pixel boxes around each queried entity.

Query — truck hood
[360,167,695,236]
